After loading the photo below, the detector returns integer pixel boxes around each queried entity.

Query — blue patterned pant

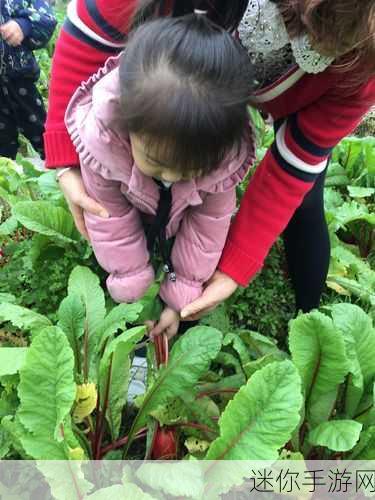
[0,75,46,159]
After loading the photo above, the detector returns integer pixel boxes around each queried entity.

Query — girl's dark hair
[132,0,249,32]
[119,14,255,174]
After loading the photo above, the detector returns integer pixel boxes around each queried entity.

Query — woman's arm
[181,77,375,318]
[220,78,375,286]
[44,0,137,168]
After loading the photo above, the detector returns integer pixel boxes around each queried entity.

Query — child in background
[65,13,255,339]
[0,0,56,159]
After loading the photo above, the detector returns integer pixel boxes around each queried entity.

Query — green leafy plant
[0,266,235,460]
[0,157,94,319]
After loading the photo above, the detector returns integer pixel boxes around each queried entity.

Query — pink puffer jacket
[65,55,255,312]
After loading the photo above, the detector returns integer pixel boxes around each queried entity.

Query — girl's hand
[149,307,180,340]
[0,21,24,46]
[180,270,238,321]
[57,168,109,239]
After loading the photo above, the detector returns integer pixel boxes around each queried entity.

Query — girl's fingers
[166,326,179,340]
[149,321,165,339]
[144,320,156,335]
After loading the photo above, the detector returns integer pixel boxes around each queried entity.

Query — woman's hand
[149,307,180,340]
[0,20,24,47]
[57,168,109,239]
[180,270,238,321]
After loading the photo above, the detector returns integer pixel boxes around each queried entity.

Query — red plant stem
[67,461,84,500]
[94,356,113,459]
[354,404,373,420]
[163,334,169,364]
[174,422,218,435]
[154,333,168,368]
[197,388,238,399]
[83,320,89,382]
[99,428,148,458]
[91,392,101,457]
[154,335,161,367]
[60,424,84,500]
[147,333,170,460]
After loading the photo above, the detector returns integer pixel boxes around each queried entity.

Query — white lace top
[238,0,335,89]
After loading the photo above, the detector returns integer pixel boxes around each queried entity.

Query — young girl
[45,0,375,333]
[64,14,255,338]
[0,0,56,159]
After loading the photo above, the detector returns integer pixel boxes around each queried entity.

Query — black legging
[282,167,330,313]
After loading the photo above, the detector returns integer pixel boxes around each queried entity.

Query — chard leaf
[206,360,302,460]
[68,266,106,378]
[308,420,362,452]
[0,427,11,458]
[324,187,344,211]
[327,246,375,306]
[197,374,245,395]
[1,415,27,458]
[0,293,16,304]
[239,330,281,358]
[243,352,287,378]
[99,326,145,439]
[68,266,106,338]
[125,326,222,451]
[137,282,162,322]
[37,461,93,500]
[350,426,375,459]
[12,201,80,242]
[152,396,220,437]
[0,303,51,338]
[289,311,350,428]
[328,201,375,233]
[0,348,28,376]
[97,302,143,352]
[348,186,375,198]
[58,293,85,373]
[215,352,243,375]
[0,216,18,235]
[17,327,76,459]
[136,462,204,498]
[87,484,154,500]
[331,304,375,389]
[223,333,251,366]
[331,304,375,416]
[201,304,231,333]
[325,162,349,187]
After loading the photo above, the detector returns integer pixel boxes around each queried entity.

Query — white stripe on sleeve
[67,0,125,48]
[276,122,327,174]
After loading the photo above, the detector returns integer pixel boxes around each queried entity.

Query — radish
[151,333,178,459]
[151,426,178,459]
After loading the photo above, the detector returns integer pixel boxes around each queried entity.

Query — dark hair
[119,14,255,174]
[132,0,249,32]
[273,0,375,84]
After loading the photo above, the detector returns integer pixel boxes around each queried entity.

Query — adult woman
[44,0,375,330]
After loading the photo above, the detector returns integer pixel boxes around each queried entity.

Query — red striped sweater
[44,0,375,286]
